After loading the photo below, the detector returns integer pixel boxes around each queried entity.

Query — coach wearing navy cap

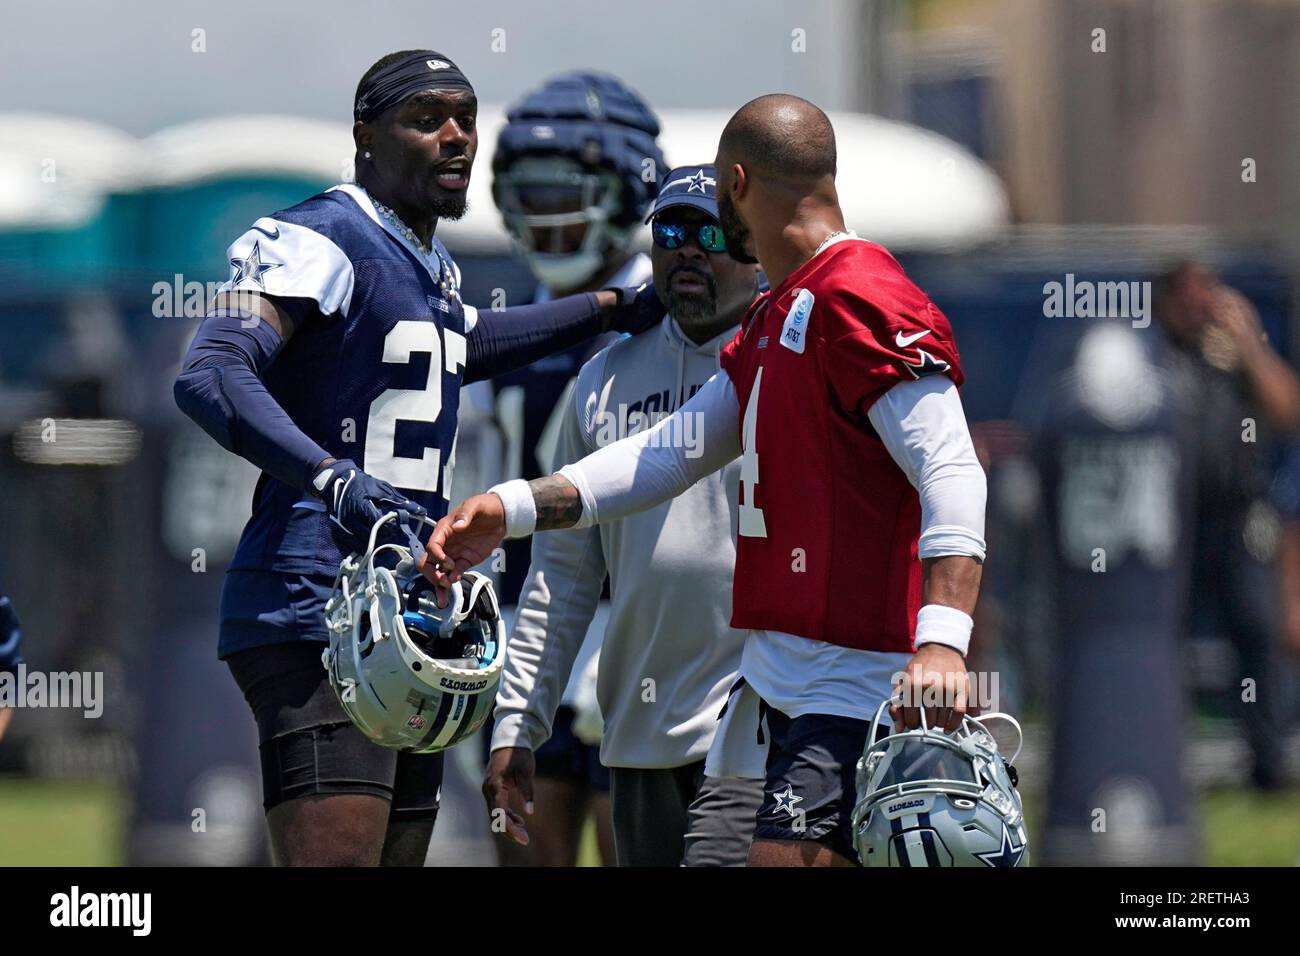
[485,164,765,866]
[642,165,760,343]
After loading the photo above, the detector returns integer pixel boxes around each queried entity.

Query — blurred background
[1,0,1297,866]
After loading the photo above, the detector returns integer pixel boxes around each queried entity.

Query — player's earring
[364,151,371,159]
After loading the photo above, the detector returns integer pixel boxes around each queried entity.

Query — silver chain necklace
[814,230,851,258]
[368,193,431,257]
[363,188,459,302]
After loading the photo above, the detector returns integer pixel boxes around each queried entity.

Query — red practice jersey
[719,237,964,652]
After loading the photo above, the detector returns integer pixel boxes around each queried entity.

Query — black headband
[354,50,474,123]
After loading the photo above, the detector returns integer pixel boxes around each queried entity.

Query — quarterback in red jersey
[425,95,988,867]
[721,237,965,653]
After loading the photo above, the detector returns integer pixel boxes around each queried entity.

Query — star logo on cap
[686,169,710,194]
[229,240,280,289]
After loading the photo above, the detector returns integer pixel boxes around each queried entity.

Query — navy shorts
[534,705,610,792]
[226,637,444,820]
[752,706,880,863]
[218,569,334,659]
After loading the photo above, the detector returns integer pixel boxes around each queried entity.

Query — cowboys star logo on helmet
[851,698,1028,867]
[321,512,505,753]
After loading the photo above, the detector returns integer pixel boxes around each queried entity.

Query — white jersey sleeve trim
[221,217,355,317]
[461,302,478,333]
[558,368,742,529]
[866,376,987,560]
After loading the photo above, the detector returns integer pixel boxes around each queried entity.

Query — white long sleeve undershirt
[558,369,985,559]
[558,369,742,528]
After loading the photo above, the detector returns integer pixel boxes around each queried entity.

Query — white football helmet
[322,512,505,753]
[852,698,1028,867]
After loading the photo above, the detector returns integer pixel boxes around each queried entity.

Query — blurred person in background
[485,166,764,866]
[1275,443,1300,661]
[1031,321,1198,864]
[1155,261,1300,790]
[0,590,21,743]
[474,71,666,866]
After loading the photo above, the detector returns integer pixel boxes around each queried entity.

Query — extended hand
[419,493,508,601]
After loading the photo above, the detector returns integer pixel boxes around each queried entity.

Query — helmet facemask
[495,156,631,290]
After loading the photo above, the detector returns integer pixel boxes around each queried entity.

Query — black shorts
[752,707,879,864]
[533,705,611,792]
[226,641,444,820]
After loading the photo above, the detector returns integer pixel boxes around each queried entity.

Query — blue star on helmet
[770,784,804,818]
[975,824,1025,867]
[229,240,281,289]
[685,169,709,193]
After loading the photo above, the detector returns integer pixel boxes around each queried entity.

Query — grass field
[0,779,125,867]
[2,777,1295,866]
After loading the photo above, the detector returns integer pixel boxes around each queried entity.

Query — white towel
[704,680,771,780]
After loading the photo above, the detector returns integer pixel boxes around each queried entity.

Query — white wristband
[914,604,973,657]
[488,479,537,539]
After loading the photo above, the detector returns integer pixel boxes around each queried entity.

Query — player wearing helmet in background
[468,71,666,866]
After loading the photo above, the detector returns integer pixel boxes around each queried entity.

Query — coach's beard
[667,269,718,328]
[717,191,759,265]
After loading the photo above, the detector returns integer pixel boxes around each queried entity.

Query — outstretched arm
[421,369,742,591]
[463,284,664,383]
[174,292,426,541]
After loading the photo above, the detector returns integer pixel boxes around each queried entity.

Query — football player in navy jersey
[0,588,21,743]
[173,50,663,867]
[477,71,665,867]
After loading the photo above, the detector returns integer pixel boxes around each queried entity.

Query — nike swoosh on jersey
[252,223,281,240]
[894,329,931,348]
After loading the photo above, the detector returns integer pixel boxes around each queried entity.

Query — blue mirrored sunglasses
[651,218,728,254]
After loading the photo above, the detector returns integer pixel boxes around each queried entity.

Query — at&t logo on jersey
[779,288,815,354]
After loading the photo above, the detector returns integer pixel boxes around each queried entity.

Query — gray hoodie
[491,316,745,768]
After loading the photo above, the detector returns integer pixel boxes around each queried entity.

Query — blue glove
[0,595,22,675]
[606,281,666,336]
[312,459,427,544]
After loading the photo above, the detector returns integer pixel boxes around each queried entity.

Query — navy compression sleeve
[173,308,331,492]
[463,293,604,384]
